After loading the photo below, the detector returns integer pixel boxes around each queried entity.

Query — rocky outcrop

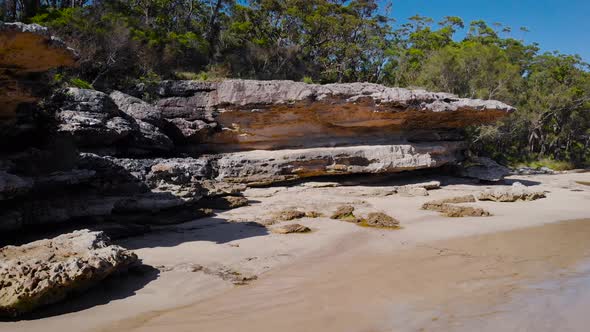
[0,22,77,129]
[55,88,174,155]
[0,23,516,237]
[0,230,137,317]
[144,80,513,151]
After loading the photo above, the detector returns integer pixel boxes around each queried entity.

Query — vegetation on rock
[2,0,589,166]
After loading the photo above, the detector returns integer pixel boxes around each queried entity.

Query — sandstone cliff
[0,23,514,238]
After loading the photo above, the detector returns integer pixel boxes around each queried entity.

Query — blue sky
[381,0,590,62]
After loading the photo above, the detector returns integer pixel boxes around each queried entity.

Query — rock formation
[0,23,516,238]
[477,182,546,202]
[0,230,137,317]
[0,23,77,136]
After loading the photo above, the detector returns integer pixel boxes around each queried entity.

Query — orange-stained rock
[0,22,77,120]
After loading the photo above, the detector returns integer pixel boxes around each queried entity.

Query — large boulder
[458,156,511,182]
[0,230,137,317]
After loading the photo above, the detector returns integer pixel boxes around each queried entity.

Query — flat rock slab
[478,182,546,202]
[215,143,463,184]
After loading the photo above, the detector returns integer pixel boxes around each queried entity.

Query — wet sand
[104,218,590,332]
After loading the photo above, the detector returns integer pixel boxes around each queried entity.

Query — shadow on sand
[120,216,269,250]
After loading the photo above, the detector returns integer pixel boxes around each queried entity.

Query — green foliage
[512,158,576,171]
[7,1,589,166]
[69,78,94,89]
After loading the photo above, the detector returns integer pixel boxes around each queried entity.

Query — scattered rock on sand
[397,186,429,197]
[478,182,546,202]
[0,230,138,318]
[363,212,401,228]
[203,195,249,210]
[422,195,477,212]
[442,205,491,217]
[275,209,306,221]
[305,211,323,218]
[271,224,311,234]
[422,195,491,217]
[330,205,356,220]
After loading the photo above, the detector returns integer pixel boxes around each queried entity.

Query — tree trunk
[22,0,41,19]
[207,0,223,59]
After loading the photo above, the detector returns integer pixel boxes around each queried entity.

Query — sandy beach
[2,171,590,332]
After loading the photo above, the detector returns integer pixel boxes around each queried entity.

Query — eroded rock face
[0,230,137,317]
[146,80,515,152]
[0,22,77,121]
[56,88,173,155]
[0,26,515,237]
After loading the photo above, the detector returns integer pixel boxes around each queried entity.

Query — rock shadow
[1,264,160,321]
[120,216,269,250]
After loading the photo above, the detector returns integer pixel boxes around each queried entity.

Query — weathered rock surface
[201,195,249,210]
[0,25,515,236]
[422,195,477,211]
[0,22,77,122]
[330,205,356,220]
[271,224,311,234]
[458,156,511,182]
[422,195,491,217]
[478,182,546,202]
[213,143,463,184]
[146,80,514,152]
[274,209,307,221]
[56,88,173,154]
[0,230,137,317]
[363,212,400,228]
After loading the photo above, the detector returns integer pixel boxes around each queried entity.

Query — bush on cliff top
[2,1,589,166]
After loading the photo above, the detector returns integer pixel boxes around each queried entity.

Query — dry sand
[2,172,590,332]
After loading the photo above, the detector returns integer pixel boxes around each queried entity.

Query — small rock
[442,205,491,217]
[363,212,400,228]
[271,224,311,234]
[204,195,249,210]
[275,209,306,221]
[422,195,476,212]
[305,211,323,218]
[397,186,429,197]
[330,205,355,220]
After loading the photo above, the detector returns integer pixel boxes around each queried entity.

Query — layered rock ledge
[141,80,514,152]
[0,23,515,237]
